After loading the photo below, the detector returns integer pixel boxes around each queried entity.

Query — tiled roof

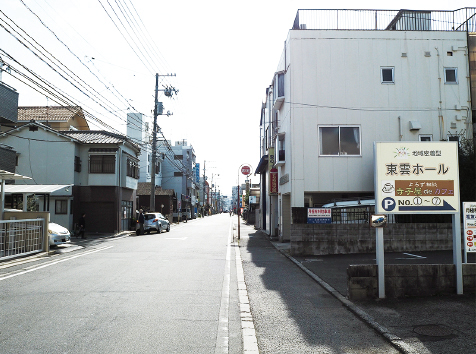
[61,130,128,144]
[18,106,83,122]
[137,182,174,196]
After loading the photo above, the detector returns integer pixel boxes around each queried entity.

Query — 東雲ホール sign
[374,142,459,214]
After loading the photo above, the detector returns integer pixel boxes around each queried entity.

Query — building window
[381,67,394,84]
[319,126,360,156]
[127,158,139,179]
[447,135,459,142]
[89,155,115,173]
[174,171,183,177]
[444,68,457,84]
[277,135,285,163]
[419,135,432,141]
[74,156,81,172]
[55,200,67,214]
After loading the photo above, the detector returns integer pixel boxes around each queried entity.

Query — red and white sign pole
[237,164,252,240]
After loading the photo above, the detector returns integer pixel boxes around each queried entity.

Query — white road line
[402,253,427,259]
[0,246,113,281]
[235,234,259,353]
[215,221,232,353]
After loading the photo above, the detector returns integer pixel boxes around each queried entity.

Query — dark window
[127,158,139,179]
[444,68,457,84]
[55,200,67,214]
[174,172,183,177]
[74,156,81,172]
[89,155,115,174]
[174,155,183,160]
[381,67,394,83]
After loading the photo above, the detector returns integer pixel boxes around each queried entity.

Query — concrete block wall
[290,223,453,256]
[347,264,476,299]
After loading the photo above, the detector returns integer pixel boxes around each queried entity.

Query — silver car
[143,212,170,234]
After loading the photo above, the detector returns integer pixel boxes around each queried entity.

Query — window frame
[319,125,361,157]
[419,134,433,141]
[89,154,116,174]
[55,199,68,215]
[381,67,395,84]
[444,67,458,84]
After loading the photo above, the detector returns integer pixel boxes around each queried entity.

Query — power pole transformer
[150,73,178,211]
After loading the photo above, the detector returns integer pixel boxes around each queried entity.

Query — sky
[0,0,471,196]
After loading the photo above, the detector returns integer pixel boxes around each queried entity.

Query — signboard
[268,147,275,171]
[463,202,476,253]
[249,196,257,204]
[307,208,332,224]
[375,142,459,214]
[195,163,200,183]
[269,168,278,195]
[241,165,251,176]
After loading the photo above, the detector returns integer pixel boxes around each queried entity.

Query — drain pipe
[435,47,444,140]
[398,116,403,141]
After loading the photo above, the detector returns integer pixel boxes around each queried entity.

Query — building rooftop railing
[293,8,476,32]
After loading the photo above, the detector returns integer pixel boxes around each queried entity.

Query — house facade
[0,122,140,233]
[257,8,475,242]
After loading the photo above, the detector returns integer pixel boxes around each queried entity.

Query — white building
[126,112,163,186]
[256,8,475,241]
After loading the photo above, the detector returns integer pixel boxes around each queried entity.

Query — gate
[0,219,45,261]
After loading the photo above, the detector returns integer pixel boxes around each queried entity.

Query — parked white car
[48,222,71,246]
[143,212,170,234]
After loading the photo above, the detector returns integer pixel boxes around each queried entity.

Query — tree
[458,138,475,202]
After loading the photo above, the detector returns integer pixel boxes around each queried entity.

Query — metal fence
[0,219,45,261]
[293,8,476,32]
[292,207,452,224]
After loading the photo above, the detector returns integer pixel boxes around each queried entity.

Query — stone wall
[290,223,453,256]
[347,264,476,299]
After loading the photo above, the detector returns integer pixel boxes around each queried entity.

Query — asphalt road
[0,214,242,354]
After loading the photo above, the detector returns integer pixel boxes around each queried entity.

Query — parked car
[48,222,71,246]
[143,212,170,234]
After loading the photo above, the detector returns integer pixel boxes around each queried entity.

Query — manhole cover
[413,324,454,337]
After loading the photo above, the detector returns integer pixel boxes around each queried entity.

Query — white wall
[277,29,470,207]
[4,128,76,184]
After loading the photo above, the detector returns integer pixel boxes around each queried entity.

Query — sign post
[375,142,461,297]
[238,164,252,240]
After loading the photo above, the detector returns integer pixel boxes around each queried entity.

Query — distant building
[159,140,196,219]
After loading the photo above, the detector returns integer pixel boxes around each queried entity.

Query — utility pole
[150,73,178,211]
[202,160,206,215]
[150,74,159,211]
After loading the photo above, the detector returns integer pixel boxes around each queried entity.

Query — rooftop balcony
[293,8,476,32]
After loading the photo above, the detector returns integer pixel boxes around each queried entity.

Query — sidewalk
[254,228,475,354]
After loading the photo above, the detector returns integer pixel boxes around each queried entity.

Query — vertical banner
[268,147,275,171]
[269,168,278,195]
[464,202,476,253]
[195,163,200,183]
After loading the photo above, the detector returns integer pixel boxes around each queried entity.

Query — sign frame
[373,141,463,298]
[375,142,460,214]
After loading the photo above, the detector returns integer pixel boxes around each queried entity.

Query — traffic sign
[241,165,251,176]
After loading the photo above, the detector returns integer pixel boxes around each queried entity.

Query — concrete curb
[271,241,416,354]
